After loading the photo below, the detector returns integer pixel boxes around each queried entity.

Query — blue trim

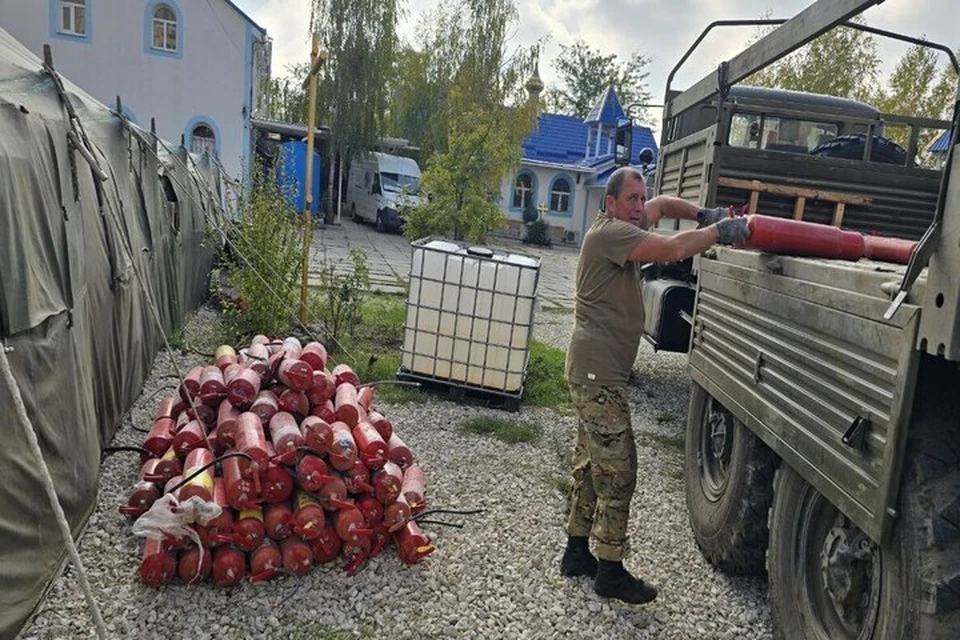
[184,116,222,156]
[242,25,253,182]
[509,169,538,212]
[144,0,183,59]
[546,173,575,218]
[121,105,138,124]
[49,0,92,43]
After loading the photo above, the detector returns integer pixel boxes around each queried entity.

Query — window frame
[144,0,183,59]
[50,0,91,43]
[183,117,221,158]
[547,174,574,217]
[510,170,537,212]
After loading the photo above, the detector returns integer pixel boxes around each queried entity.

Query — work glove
[697,205,732,227]
[715,216,750,246]
[698,205,748,227]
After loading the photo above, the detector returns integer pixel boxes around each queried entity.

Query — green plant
[523,339,568,408]
[359,353,424,404]
[461,416,541,444]
[313,248,370,352]
[523,218,553,247]
[521,196,539,224]
[220,165,304,340]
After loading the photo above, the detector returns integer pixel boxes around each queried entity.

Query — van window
[381,172,420,195]
[729,112,838,152]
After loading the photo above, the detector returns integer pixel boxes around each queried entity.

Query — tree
[257,62,310,124]
[310,0,400,173]
[547,41,653,122]
[874,44,958,156]
[744,16,881,102]
[400,0,539,243]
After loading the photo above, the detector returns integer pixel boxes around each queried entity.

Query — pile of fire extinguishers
[122,335,435,587]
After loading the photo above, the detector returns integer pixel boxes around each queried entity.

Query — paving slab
[308,219,578,309]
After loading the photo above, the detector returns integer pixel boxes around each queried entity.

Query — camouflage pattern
[565,384,637,561]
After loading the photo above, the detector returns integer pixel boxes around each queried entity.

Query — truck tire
[768,357,960,639]
[684,382,776,575]
[809,134,907,165]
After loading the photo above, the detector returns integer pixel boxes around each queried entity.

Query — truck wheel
[768,358,960,639]
[684,382,776,575]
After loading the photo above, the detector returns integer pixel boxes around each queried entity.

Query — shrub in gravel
[219,165,304,340]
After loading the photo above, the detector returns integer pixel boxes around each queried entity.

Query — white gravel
[21,306,772,640]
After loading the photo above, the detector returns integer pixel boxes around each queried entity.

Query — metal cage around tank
[398,237,542,410]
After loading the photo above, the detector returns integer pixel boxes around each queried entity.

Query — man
[560,166,749,604]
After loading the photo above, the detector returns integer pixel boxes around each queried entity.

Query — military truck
[640,1,960,637]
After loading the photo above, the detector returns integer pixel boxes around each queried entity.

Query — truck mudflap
[688,248,922,544]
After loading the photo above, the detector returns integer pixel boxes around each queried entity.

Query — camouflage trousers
[566,384,637,561]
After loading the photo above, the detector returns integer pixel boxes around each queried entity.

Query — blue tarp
[277,141,322,215]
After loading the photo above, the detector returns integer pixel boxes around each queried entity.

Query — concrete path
[308,219,580,310]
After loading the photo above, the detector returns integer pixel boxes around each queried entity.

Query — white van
[345,152,423,232]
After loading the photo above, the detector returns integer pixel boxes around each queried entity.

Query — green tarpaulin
[0,27,220,639]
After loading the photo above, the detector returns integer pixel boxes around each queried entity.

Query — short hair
[604,167,645,199]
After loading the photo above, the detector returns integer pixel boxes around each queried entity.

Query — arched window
[152,4,178,51]
[190,124,217,157]
[512,172,534,210]
[549,177,572,214]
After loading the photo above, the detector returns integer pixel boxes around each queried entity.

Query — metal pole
[300,34,324,325]
[336,155,342,224]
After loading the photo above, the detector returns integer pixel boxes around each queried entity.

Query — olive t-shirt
[565,214,648,386]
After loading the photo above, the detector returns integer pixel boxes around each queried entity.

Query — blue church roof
[522,112,658,169]
[584,85,625,125]
[930,128,953,153]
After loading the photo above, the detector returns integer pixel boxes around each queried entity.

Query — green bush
[523,218,553,247]
[521,197,538,224]
[219,167,304,340]
[312,248,370,352]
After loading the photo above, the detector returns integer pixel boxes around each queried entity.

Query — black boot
[560,536,598,577]
[594,559,658,604]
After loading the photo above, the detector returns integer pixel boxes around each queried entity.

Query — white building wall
[0,0,265,179]
[499,165,602,245]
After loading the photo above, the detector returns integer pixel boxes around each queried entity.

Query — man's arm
[642,195,700,228]
[627,217,749,263]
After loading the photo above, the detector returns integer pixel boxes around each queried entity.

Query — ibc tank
[402,238,540,394]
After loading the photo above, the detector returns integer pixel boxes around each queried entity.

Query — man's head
[604,167,647,227]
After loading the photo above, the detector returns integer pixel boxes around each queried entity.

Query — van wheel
[376,214,385,233]
[768,357,960,639]
[684,382,776,575]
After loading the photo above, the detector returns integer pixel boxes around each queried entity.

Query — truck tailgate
[688,248,923,543]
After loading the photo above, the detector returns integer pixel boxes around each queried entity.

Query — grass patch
[358,353,424,404]
[461,416,541,444]
[637,432,686,452]
[655,411,679,425]
[277,622,366,640]
[326,293,424,404]
[550,474,572,495]
[523,340,568,409]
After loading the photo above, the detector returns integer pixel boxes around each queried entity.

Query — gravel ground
[21,306,772,640]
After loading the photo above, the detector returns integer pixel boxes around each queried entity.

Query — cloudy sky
[236,0,957,123]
